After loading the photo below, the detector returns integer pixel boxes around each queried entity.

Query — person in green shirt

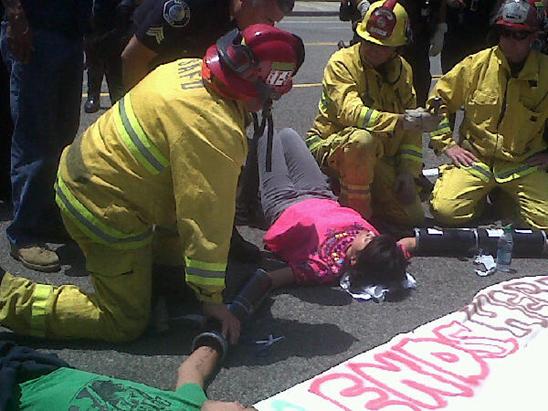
[10,344,256,411]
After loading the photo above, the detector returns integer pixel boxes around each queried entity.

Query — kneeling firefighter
[0,24,305,344]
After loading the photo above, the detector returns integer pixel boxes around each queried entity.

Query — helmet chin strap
[251,79,275,171]
[251,100,274,172]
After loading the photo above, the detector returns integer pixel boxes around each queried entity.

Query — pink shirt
[263,199,379,285]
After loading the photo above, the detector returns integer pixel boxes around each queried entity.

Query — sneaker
[10,244,60,272]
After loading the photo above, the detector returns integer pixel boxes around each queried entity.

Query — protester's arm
[397,236,417,255]
[176,347,257,410]
[320,56,402,133]
[176,346,219,388]
[121,35,158,91]
[1,0,32,62]
[267,266,295,289]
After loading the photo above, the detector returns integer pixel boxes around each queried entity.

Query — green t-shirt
[11,367,208,410]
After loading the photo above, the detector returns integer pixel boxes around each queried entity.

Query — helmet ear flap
[216,28,258,79]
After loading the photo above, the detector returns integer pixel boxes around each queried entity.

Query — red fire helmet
[495,0,541,32]
[202,24,305,111]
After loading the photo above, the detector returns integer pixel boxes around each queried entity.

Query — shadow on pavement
[226,318,357,367]
[0,201,11,222]
[55,242,88,277]
[285,285,352,307]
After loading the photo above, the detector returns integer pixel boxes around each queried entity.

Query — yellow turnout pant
[431,164,548,229]
[312,127,424,227]
[0,215,153,342]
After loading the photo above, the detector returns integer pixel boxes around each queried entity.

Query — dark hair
[346,234,409,299]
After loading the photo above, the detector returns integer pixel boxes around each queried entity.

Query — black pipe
[414,227,547,257]
[192,269,273,361]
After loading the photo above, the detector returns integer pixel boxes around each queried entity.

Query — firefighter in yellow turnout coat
[428,0,548,229]
[306,0,441,227]
[0,25,305,343]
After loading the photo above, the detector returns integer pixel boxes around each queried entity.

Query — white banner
[255,275,548,411]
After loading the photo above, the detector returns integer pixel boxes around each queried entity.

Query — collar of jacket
[493,46,541,84]
[357,45,404,85]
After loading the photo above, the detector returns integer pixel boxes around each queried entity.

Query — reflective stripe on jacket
[307,43,423,177]
[56,58,248,303]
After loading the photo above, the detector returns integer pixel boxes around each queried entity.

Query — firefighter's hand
[525,151,548,170]
[445,145,478,167]
[6,12,32,63]
[356,0,371,16]
[429,23,447,57]
[402,108,441,133]
[202,302,241,345]
[394,172,416,205]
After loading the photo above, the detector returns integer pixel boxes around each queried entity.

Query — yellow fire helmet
[356,0,410,47]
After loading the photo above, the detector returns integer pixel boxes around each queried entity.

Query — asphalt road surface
[1,8,546,407]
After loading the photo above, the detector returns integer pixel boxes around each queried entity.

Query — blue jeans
[0,24,83,246]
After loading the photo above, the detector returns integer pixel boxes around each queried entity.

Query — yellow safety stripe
[358,106,380,129]
[399,144,423,163]
[463,162,492,183]
[184,257,226,273]
[305,134,324,152]
[30,284,53,337]
[115,95,169,175]
[55,176,153,248]
[318,87,331,111]
[184,257,226,301]
[428,117,451,138]
[186,274,226,287]
[495,164,538,182]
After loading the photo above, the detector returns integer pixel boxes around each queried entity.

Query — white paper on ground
[339,272,417,302]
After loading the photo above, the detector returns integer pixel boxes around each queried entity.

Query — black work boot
[84,96,100,113]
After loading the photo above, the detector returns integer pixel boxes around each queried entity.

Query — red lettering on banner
[434,321,518,359]
[309,372,419,411]
[393,337,488,385]
[308,321,521,409]
[347,349,474,409]
[309,341,481,409]
[306,277,548,410]
[465,291,548,338]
